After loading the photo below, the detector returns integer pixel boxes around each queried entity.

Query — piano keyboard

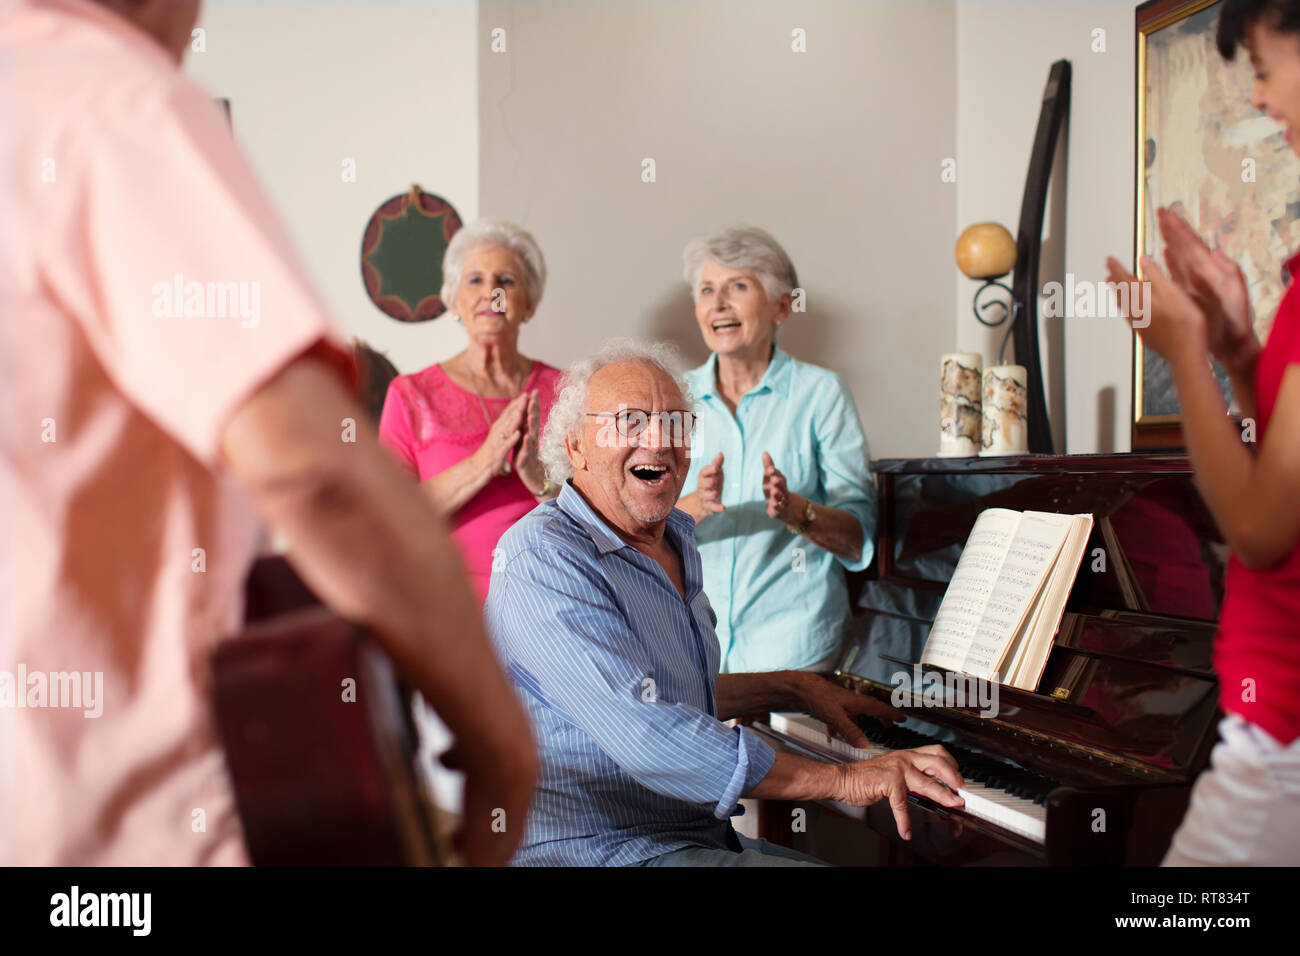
[765,712,1050,845]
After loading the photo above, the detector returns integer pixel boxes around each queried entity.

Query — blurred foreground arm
[220,356,538,865]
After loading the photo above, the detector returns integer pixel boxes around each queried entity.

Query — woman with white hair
[379,218,563,600]
[677,226,877,673]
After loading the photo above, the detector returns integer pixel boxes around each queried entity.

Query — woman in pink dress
[379,219,563,600]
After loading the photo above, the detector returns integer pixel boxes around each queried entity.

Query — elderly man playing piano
[485,340,963,866]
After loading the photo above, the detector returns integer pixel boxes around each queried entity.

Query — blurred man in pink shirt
[2,0,536,865]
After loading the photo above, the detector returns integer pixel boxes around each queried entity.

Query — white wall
[955,0,1137,453]
[478,0,958,460]
[186,0,481,375]
[182,0,1141,454]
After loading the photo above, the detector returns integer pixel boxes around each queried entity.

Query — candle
[939,352,982,457]
[981,365,1028,455]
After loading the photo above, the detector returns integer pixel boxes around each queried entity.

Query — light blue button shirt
[683,346,877,673]
[485,482,777,866]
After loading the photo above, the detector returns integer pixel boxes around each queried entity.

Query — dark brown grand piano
[753,453,1225,866]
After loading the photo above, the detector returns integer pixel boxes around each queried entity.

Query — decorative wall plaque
[360,185,463,323]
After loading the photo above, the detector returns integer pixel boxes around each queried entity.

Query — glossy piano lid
[879,466,1226,621]
[847,454,1223,784]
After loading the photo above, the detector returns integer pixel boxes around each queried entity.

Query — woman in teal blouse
[678,227,877,673]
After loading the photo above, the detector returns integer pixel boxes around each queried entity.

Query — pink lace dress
[378,360,564,601]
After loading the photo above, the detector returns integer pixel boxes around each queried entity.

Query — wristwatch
[535,478,560,499]
[786,498,815,534]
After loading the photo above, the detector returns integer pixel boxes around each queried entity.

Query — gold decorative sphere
[955,223,1017,279]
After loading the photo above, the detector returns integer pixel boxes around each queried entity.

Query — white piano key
[766,712,1047,844]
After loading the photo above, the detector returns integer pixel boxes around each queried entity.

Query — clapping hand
[513,390,547,495]
[762,451,791,521]
[694,452,726,515]
[1105,254,1208,366]
[477,392,529,477]
[1157,208,1259,379]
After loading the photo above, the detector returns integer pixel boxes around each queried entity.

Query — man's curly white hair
[540,339,694,482]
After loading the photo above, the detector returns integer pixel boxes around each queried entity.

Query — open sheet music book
[921,509,1094,692]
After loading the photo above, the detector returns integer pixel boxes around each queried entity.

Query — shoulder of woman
[533,361,566,394]
[681,359,714,395]
[785,354,848,391]
[389,364,460,420]
[384,364,431,398]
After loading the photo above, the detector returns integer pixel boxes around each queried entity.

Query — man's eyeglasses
[585,408,697,441]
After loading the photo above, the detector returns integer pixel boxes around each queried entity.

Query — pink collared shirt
[5,0,348,864]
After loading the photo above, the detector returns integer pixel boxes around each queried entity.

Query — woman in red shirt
[1107,0,1300,865]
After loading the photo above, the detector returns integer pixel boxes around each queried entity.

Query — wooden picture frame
[1132,0,1300,449]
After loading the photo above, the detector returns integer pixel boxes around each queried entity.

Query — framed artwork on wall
[1133,0,1300,449]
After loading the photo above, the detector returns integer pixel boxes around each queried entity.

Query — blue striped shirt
[484,482,777,866]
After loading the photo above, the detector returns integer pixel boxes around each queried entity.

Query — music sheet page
[963,511,1073,679]
[922,509,1022,672]
[1011,513,1096,691]
[1004,572,1053,686]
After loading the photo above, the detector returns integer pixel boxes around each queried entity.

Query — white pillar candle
[938,352,982,457]
[981,364,1028,456]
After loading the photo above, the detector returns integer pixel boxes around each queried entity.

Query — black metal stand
[973,276,1015,366]
[1009,59,1070,454]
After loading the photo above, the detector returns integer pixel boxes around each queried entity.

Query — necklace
[468,362,526,476]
